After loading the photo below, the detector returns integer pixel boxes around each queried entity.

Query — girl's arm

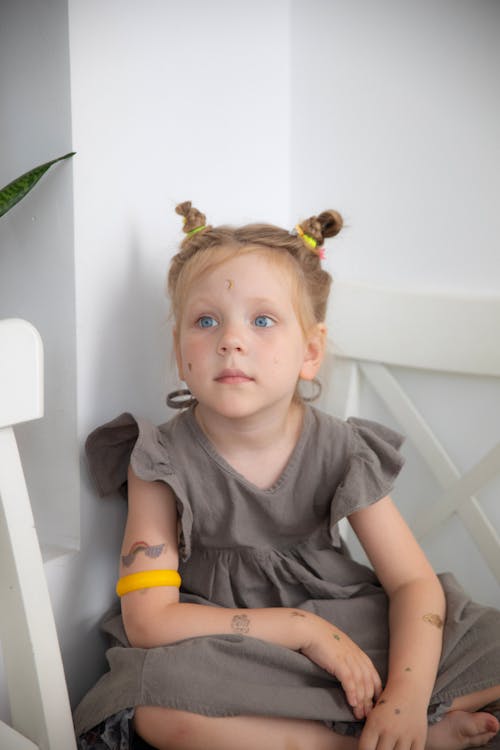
[120,466,307,651]
[349,495,446,750]
[120,466,382,717]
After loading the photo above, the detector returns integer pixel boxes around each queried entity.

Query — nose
[216,324,246,355]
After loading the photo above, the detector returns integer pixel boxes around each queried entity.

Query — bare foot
[426,710,500,750]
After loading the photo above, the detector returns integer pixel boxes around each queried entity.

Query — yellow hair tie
[295,224,317,249]
[187,225,206,237]
[116,569,181,597]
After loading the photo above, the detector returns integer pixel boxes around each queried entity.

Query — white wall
[1,0,499,727]
[0,0,79,552]
[65,0,291,709]
[291,0,500,292]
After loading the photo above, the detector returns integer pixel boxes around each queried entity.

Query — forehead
[185,249,295,298]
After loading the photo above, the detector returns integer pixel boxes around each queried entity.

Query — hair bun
[175,201,207,235]
[317,210,343,239]
[300,209,343,245]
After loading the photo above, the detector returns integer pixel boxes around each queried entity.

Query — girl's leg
[448,684,500,713]
[135,685,500,750]
[134,707,355,750]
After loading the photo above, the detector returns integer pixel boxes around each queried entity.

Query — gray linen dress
[74,405,500,742]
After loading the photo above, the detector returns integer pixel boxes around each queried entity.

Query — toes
[462,712,500,747]
[466,731,498,747]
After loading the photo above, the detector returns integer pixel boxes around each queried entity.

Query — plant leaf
[0,151,76,218]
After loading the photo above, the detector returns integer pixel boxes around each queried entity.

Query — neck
[194,400,304,455]
[193,400,306,489]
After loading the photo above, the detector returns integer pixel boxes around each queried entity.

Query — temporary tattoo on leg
[289,611,306,619]
[423,613,444,629]
[231,614,250,634]
[121,541,166,567]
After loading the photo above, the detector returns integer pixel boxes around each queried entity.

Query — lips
[215,369,254,384]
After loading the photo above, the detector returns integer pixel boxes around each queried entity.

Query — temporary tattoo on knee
[231,614,250,634]
[121,541,166,567]
[423,613,444,629]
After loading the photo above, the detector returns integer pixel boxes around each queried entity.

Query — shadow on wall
[58,228,177,707]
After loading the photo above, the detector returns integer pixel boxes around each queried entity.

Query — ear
[173,327,185,381]
[299,323,327,381]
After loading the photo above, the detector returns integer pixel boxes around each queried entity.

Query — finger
[354,657,379,717]
[336,661,363,715]
[361,653,382,699]
[373,671,383,700]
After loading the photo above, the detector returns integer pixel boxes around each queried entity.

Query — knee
[134,705,200,750]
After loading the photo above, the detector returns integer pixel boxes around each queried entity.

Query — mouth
[214,369,254,385]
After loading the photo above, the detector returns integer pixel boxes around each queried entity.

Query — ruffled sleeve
[85,412,140,498]
[85,412,193,560]
[330,417,406,528]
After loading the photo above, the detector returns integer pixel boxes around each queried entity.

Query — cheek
[180,336,210,373]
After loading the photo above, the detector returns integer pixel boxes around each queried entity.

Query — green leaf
[0,151,75,218]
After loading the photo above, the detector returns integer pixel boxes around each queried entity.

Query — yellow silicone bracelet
[116,569,182,597]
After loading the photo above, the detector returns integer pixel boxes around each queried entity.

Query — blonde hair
[168,201,343,334]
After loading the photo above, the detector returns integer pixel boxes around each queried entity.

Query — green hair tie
[187,225,206,237]
[295,223,317,249]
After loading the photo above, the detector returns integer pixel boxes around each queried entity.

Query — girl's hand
[296,613,382,719]
[359,688,428,750]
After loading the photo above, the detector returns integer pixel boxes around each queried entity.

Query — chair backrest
[318,281,500,590]
[0,318,76,749]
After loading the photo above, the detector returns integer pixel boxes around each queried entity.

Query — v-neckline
[185,405,313,495]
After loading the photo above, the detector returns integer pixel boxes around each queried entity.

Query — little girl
[75,203,500,750]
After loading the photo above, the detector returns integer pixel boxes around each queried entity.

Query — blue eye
[197,315,218,328]
[254,315,275,328]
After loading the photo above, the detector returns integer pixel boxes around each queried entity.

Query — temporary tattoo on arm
[121,541,166,567]
[422,613,444,629]
[231,614,250,635]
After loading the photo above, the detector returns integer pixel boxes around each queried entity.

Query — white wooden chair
[0,319,76,749]
[318,281,500,589]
